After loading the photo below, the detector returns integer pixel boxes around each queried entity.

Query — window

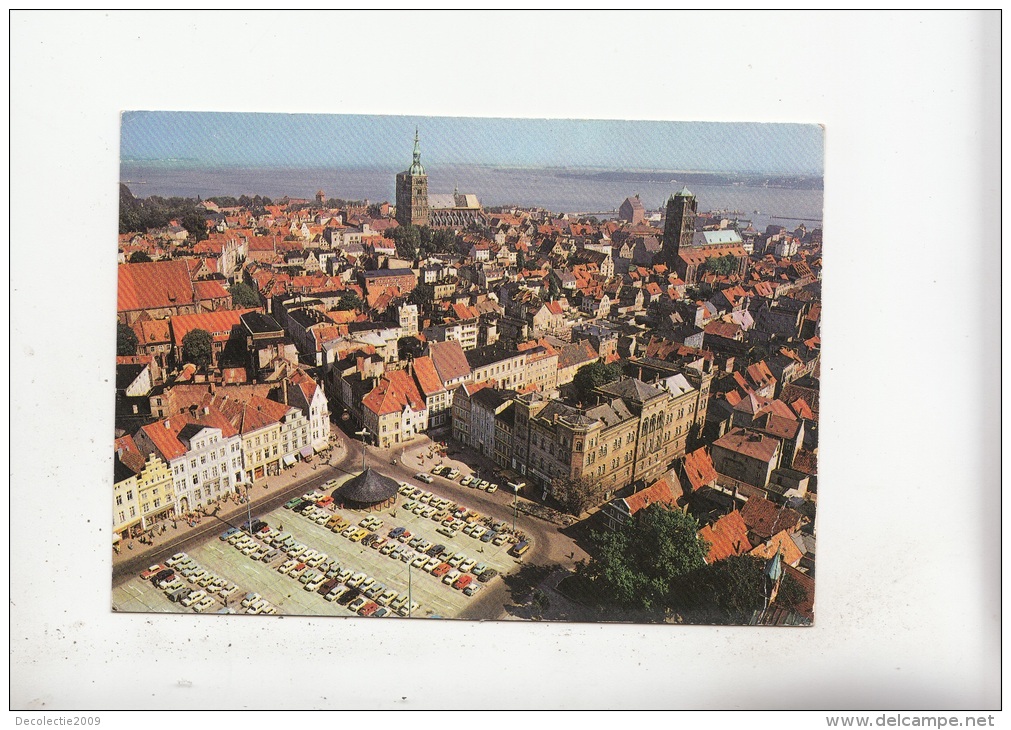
[126,490,133,500]
[143,503,150,513]
[115,495,123,506]
[129,507,136,517]
[200,455,206,465]
[192,475,198,485]
[118,511,125,523]
[154,498,161,508]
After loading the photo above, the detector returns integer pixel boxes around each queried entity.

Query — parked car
[460,476,474,487]
[415,473,434,484]
[463,583,483,597]
[336,588,360,606]
[283,497,303,509]
[477,568,498,583]
[453,574,474,590]
[432,563,452,578]
[446,468,460,480]
[165,553,188,567]
[192,596,216,612]
[348,596,369,612]
[168,587,191,603]
[486,483,498,493]
[460,558,477,573]
[326,585,350,603]
[181,590,207,608]
[140,564,165,580]
[151,568,175,585]
[443,570,462,585]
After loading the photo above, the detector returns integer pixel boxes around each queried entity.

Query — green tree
[336,293,364,311]
[181,328,214,370]
[116,322,139,356]
[128,250,153,263]
[390,225,421,260]
[550,474,606,516]
[408,282,434,308]
[703,254,738,276]
[180,209,209,242]
[515,250,526,270]
[572,361,623,403]
[581,504,708,612]
[228,282,260,308]
[677,554,766,624]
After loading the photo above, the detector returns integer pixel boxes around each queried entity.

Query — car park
[317,578,339,596]
[396,601,420,617]
[463,583,483,597]
[481,531,496,543]
[477,568,498,583]
[289,564,308,580]
[161,578,185,593]
[299,569,320,585]
[443,570,461,585]
[278,559,297,574]
[337,568,353,583]
[348,596,369,612]
[398,549,413,563]
[432,563,451,578]
[453,574,473,590]
[470,526,487,540]
[363,583,384,599]
[410,555,427,569]
[349,529,369,542]
[380,543,396,556]
[448,553,465,568]
[460,559,477,573]
[422,558,440,573]
[360,577,376,592]
[377,589,398,606]
[305,575,326,592]
[168,587,191,603]
[493,534,508,546]
[288,545,306,558]
[219,584,238,598]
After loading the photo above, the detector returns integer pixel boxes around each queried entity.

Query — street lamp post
[408,561,412,618]
[354,428,371,474]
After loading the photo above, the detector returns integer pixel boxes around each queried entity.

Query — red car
[359,601,380,617]
[453,574,474,590]
[432,563,452,578]
[139,564,164,579]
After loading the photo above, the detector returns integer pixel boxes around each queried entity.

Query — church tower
[395,129,429,228]
[661,185,698,263]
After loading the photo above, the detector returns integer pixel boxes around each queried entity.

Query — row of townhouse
[125,373,330,521]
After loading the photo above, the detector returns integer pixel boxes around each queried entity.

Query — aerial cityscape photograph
[112,112,824,625]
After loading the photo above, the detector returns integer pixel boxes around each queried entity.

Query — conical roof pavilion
[332,467,399,506]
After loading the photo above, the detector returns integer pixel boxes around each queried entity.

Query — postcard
[113,112,822,625]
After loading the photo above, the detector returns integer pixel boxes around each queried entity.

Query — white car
[192,596,216,612]
[415,473,434,484]
[460,558,477,573]
[448,554,465,568]
[423,558,440,573]
[241,592,262,608]
[181,590,207,607]
[411,555,427,569]
[165,552,188,567]
[348,573,367,588]
[443,570,461,585]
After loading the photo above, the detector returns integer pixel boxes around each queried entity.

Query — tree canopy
[119,184,209,241]
[408,282,434,309]
[336,293,364,312]
[128,250,152,263]
[550,474,607,516]
[578,503,800,624]
[581,504,708,612]
[228,282,260,308]
[389,225,461,261]
[181,328,213,370]
[703,254,738,276]
[572,360,623,403]
[116,322,138,356]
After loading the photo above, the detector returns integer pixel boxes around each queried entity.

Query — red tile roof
[682,447,717,491]
[138,404,238,462]
[362,369,426,416]
[170,309,257,346]
[699,510,752,563]
[740,497,803,542]
[713,428,781,463]
[750,529,804,566]
[623,476,682,516]
[118,260,195,313]
[411,356,446,397]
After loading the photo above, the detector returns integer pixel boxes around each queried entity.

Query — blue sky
[121,112,823,175]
